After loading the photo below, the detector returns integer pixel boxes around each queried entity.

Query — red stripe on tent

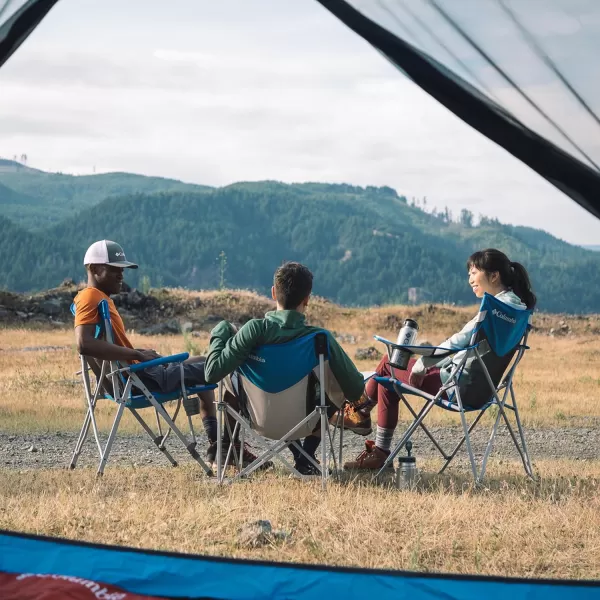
[0,571,167,600]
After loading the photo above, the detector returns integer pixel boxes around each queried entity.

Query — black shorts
[136,361,207,394]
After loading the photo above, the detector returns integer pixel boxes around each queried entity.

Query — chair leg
[236,409,320,479]
[510,386,534,478]
[72,367,104,468]
[97,402,126,476]
[217,381,224,483]
[325,417,339,475]
[320,405,328,491]
[453,390,478,482]
[439,409,486,474]
[152,400,212,475]
[479,387,512,482]
[401,396,451,460]
[70,410,93,469]
[375,400,437,478]
[223,420,241,470]
[338,408,344,474]
[128,408,178,467]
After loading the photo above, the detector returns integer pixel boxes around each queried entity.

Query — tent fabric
[2,530,600,600]
[0,0,58,69]
[316,0,600,221]
[1,0,600,218]
[0,571,166,600]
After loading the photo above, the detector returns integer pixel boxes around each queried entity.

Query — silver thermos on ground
[396,441,418,490]
[390,318,419,369]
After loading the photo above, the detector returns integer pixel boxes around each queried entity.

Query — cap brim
[106,261,138,269]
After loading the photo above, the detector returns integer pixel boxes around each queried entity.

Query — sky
[1,0,599,245]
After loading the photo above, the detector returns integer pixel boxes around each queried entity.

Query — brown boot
[344,440,392,470]
[330,403,372,436]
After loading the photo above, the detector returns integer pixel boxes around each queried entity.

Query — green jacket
[204,310,364,402]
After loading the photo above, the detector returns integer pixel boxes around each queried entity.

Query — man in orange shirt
[73,240,220,461]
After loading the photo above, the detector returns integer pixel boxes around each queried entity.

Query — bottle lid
[397,456,416,463]
[404,318,419,329]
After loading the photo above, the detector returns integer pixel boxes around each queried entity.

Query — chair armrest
[128,352,190,373]
[373,335,467,358]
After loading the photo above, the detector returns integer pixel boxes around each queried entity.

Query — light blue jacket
[412,290,527,383]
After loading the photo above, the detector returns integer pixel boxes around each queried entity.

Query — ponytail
[467,249,537,310]
[509,261,537,310]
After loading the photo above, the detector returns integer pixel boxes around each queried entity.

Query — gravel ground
[1,424,600,471]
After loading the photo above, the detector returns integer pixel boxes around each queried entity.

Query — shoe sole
[211,460,274,472]
[348,426,373,436]
[331,423,373,436]
[343,462,394,471]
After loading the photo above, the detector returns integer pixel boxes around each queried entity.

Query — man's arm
[204,320,262,383]
[327,335,365,402]
[75,325,159,363]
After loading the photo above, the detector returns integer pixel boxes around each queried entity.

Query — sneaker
[344,440,392,470]
[330,403,372,436]
[294,458,321,476]
[210,442,273,471]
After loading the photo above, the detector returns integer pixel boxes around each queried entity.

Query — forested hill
[1,168,600,313]
[0,162,212,229]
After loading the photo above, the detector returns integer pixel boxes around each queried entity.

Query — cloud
[0,0,599,244]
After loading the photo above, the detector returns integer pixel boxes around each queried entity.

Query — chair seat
[104,384,217,410]
[374,376,490,412]
[435,397,492,413]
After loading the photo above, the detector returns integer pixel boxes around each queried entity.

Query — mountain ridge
[1,166,599,313]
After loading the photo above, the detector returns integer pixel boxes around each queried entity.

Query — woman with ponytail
[342,248,536,470]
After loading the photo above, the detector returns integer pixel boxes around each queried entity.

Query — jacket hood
[495,289,527,310]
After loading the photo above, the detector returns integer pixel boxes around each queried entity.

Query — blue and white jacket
[412,289,527,384]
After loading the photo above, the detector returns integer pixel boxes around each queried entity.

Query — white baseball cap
[83,240,138,269]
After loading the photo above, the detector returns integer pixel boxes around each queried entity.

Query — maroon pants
[366,356,443,430]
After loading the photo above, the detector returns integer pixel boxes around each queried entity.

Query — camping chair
[373,293,533,484]
[215,332,348,489]
[69,299,216,476]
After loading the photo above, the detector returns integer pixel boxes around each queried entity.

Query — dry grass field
[2,294,600,580]
[1,306,599,433]
[1,462,600,578]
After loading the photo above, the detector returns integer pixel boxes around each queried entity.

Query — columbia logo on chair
[249,354,266,363]
[492,308,516,324]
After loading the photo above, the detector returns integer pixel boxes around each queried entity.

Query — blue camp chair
[373,293,534,483]
[216,331,348,489]
[70,299,216,476]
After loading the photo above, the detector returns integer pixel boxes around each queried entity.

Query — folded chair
[373,293,533,484]
[70,299,216,476]
[216,332,347,489]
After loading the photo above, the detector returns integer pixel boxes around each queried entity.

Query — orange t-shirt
[73,287,134,350]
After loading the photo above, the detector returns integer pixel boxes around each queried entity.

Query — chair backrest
[460,293,532,407]
[71,299,124,397]
[237,331,344,440]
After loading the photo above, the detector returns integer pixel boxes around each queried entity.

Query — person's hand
[136,349,162,362]
[408,369,425,388]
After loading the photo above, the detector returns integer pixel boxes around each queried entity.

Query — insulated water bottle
[396,441,418,490]
[389,318,419,370]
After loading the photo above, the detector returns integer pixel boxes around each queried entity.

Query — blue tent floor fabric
[2,530,600,600]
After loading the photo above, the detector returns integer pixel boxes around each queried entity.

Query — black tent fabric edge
[0,0,60,70]
[316,0,600,221]
[1,0,599,221]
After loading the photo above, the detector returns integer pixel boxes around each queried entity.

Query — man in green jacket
[205,261,364,474]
